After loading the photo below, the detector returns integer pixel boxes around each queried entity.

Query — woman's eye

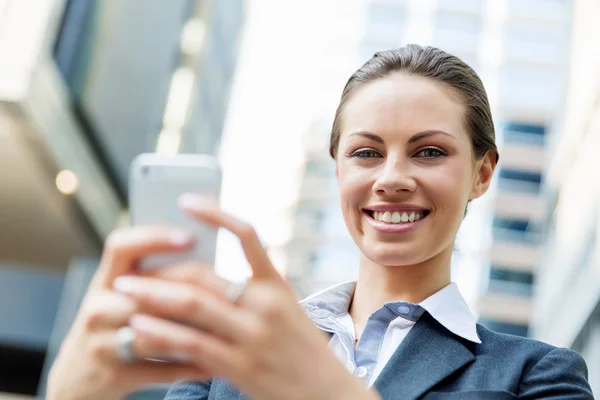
[414,148,447,158]
[351,149,382,158]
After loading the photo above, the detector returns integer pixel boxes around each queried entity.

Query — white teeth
[372,210,427,224]
[382,211,392,223]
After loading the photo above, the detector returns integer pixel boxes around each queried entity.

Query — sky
[214,0,366,282]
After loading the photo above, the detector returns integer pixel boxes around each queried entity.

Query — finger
[80,291,138,331]
[86,329,190,367]
[93,226,196,289]
[89,331,210,382]
[142,261,231,296]
[141,263,259,313]
[113,276,251,342]
[178,193,281,281]
[129,314,247,376]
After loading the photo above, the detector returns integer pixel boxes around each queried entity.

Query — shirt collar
[300,281,481,344]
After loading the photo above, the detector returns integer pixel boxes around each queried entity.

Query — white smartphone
[129,153,222,269]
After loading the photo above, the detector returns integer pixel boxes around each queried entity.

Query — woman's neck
[349,246,452,338]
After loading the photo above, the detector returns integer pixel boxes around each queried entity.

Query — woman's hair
[329,44,499,164]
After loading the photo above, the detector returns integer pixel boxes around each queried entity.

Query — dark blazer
[164,312,594,399]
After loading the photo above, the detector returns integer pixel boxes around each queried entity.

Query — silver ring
[224,280,248,304]
[116,326,137,362]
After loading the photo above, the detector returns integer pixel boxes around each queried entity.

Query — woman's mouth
[363,209,431,233]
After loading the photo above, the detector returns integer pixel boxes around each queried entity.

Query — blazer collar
[300,281,481,344]
[373,311,476,400]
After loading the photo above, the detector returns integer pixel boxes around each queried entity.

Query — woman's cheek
[427,164,472,228]
[427,160,470,196]
[339,169,373,201]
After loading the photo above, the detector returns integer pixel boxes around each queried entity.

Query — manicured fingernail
[178,193,207,209]
[113,276,141,293]
[129,314,156,334]
[170,230,194,246]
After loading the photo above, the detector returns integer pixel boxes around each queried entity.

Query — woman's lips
[363,210,429,233]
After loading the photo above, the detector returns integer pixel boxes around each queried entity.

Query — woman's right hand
[46,226,209,400]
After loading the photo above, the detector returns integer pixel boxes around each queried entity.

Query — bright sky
[215,0,365,282]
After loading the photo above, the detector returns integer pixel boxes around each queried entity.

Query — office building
[530,0,600,394]
[0,0,244,396]
[477,0,572,337]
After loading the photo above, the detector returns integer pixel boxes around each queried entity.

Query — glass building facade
[0,0,245,396]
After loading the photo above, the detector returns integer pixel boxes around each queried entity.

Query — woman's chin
[361,243,429,268]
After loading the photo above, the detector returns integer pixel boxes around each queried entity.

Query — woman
[47,45,594,400]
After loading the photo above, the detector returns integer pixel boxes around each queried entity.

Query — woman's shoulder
[474,323,593,397]
[474,322,587,371]
[475,322,558,354]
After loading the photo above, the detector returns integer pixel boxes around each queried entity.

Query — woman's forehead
[340,73,467,141]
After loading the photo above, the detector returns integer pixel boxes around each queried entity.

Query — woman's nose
[372,160,417,195]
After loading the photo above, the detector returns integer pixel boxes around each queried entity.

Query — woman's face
[336,72,492,267]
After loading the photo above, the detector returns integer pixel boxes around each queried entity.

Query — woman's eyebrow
[408,130,456,144]
[348,130,456,144]
[348,131,385,144]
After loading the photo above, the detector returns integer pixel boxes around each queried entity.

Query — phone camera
[141,166,150,177]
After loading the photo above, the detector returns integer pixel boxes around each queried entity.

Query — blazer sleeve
[519,347,594,399]
[163,380,212,400]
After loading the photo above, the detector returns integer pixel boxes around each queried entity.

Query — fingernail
[113,276,141,293]
[170,230,194,246]
[178,193,207,209]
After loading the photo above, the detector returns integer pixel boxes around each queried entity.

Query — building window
[493,217,540,244]
[493,217,530,232]
[488,267,534,297]
[497,168,543,194]
[499,169,542,184]
[505,123,546,135]
[490,267,534,285]
[503,122,547,145]
[53,0,97,100]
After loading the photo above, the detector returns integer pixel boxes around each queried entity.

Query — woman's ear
[469,151,497,200]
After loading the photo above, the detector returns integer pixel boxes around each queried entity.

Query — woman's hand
[111,193,381,400]
[46,226,209,400]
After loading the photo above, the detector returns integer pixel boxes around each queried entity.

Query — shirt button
[397,305,411,315]
[354,366,368,378]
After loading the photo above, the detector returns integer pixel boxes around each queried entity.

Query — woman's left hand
[113,193,380,400]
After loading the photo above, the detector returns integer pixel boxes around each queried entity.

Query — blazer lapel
[373,312,475,400]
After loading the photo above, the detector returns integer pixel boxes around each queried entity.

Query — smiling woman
[46,45,594,400]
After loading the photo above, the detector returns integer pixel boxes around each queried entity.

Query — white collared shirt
[300,282,481,387]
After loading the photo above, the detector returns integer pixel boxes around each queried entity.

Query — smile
[370,210,427,224]
[363,209,431,233]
